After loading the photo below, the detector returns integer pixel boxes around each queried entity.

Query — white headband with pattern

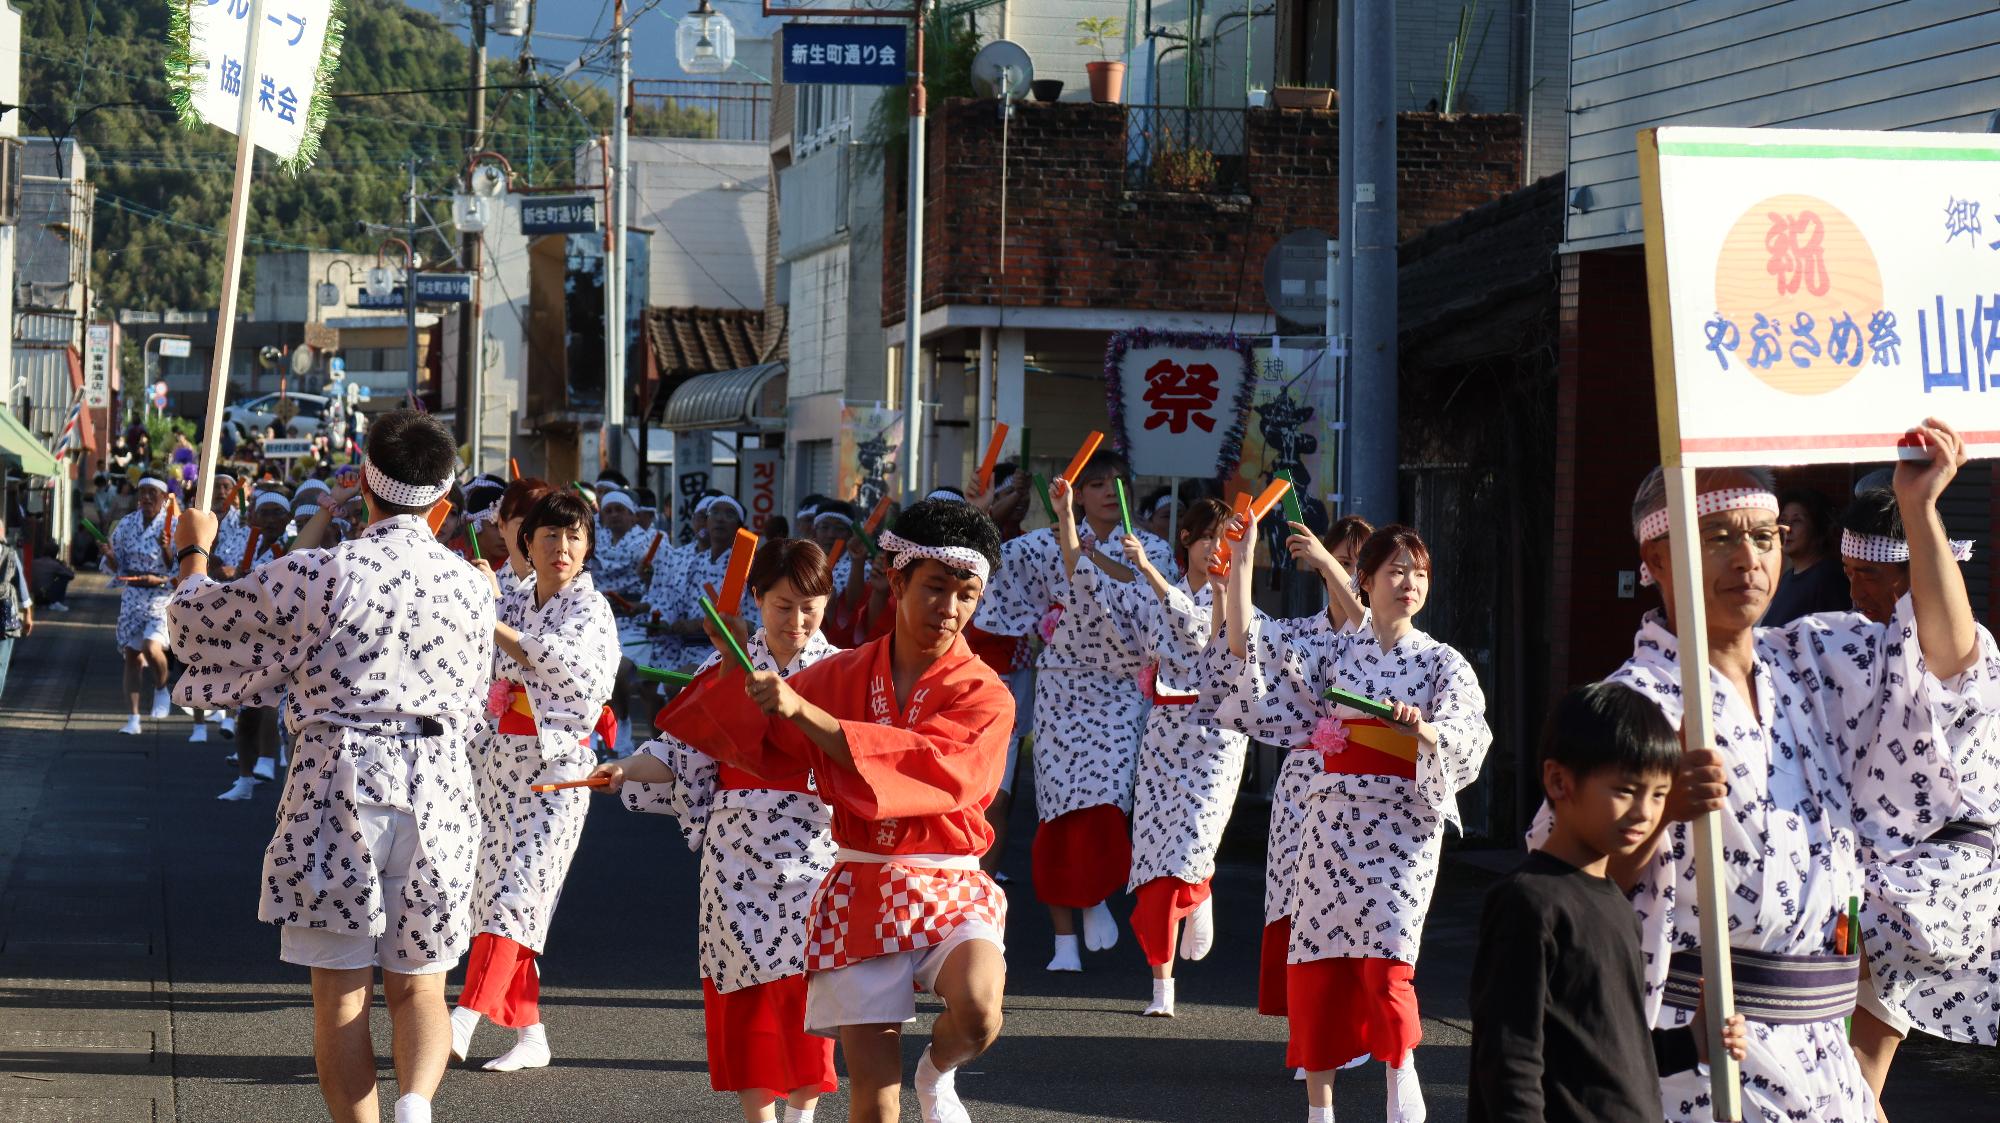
[255,491,290,511]
[1840,529,1974,564]
[878,529,991,582]
[1636,487,1780,587]
[700,494,744,520]
[925,488,964,502]
[364,460,450,508]
[294,504,321,521]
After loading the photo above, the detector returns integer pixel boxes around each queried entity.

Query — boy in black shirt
[1469,682,1746,1123]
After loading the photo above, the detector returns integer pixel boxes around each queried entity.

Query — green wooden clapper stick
[1322,684,1398,722]
[699,594,757,674]
[1116,477,1134,539]
[634,665,694,687]
[1277,469,1306,528]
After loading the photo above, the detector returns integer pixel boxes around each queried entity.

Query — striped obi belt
[1664,947,1861,1025]
[1318,717,1419,781]
[487,680,618,746]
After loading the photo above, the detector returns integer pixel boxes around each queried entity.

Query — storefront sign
[737,447,781,533]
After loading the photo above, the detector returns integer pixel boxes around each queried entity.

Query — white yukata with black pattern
[1852,606,2000,1046]
[622,630,841,991]
[1247,611,1369,926]
[644,539,698,668]
[1569,597,1999,1123]
[1067,564,1251,889]
[473,571,621,954]
[1211,614,1490,966]
[589,525,654,661]
[167,515,495,968]
[213,510,248,570]
[974,524,1176,821]
[109,507,173,650]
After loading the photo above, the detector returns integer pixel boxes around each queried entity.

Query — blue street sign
[354,287,404,310]
[413,273,473,304]
[781,23,907,86]
[521,194,600,235]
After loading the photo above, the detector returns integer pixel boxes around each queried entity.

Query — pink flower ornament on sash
[1311,714,1350,770]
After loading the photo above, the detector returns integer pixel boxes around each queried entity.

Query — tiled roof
[644,307,765,379]
[1398,172,1565,360]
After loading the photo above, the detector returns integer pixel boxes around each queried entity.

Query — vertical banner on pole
[736,447,782,534]
[165,0,344,511]
[673,430,713,546]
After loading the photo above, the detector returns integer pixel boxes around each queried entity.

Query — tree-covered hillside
[20,0,708,314]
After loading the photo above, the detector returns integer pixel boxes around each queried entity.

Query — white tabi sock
[915,1046,971,1123]
[1387,1054,1426,1123]
[188,723,208,743]
[1081,900,1119,952]
[782,1108,816,1123]
[1306,1106,1334,1123]
[393,1093,432,1123]
[119,715,143,736]
[216,713,236,738]
[1143,977,1175,1017]
[216,777,256,801]
[449,1005,480,1062]
[1179,896,1215,961]
[1045,933,1082,973]
[483,1022,551,1072]
[150,689,172,719]
[252,755,275,780]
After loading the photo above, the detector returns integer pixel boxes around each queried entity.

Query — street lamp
[453,152,513,473]
[677,0,736,74]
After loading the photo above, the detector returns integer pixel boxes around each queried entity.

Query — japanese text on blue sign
[781,23,906,86]
[521,195,599,236]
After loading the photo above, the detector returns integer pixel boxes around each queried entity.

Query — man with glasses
[1553,418,2000,1123]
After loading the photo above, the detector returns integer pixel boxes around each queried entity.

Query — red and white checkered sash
[804,849,1007,973]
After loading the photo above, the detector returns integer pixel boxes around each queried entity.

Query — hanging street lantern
[676,0,736,75]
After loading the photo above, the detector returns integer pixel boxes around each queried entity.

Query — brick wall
[882,99,1522,324]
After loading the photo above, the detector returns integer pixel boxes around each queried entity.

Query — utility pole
[897,0,928,497]
[604,0,632,478]
[406,156,420,400]
[1344,0,1396,526]
[457,0,489,471]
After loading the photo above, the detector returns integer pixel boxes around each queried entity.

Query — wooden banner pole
[193,0,269,514]
[1638,126,1741,1121]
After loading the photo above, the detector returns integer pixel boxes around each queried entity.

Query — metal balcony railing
[1125,105,1248,195]
[631,79,771,143]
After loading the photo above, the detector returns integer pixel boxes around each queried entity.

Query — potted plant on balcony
[1152,127,1219,193]
[1077,16,1125,104]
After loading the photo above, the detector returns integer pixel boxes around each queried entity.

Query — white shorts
[278,805,459,976]
[1856,974,1914,1038]
[803,918,1005,1037]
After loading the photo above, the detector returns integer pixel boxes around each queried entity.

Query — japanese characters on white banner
[673,430,713,545]
[1105,330,1256,481]
[84,323,115,409]
[171,0,341,167]
[1644,126,2000,465]
[736,448,781,534]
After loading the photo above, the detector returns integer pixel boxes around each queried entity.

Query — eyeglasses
[1700,526,1786,557]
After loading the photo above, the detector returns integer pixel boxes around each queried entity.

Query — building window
[796,85,852,156]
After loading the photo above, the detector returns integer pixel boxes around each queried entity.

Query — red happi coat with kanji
[659,632,1014,971]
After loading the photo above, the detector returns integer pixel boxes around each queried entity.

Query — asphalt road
[1,575,1993,1122]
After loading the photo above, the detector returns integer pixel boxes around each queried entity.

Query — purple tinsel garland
[1103,328,1258,486]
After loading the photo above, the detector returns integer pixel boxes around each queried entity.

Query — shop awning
[660,362,786,431]
[0,406,59,477]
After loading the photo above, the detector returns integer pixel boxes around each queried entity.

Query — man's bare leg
[839,1023,905,1123]
[381,969,451,1108]
[310,966,379,1123]
[914,939,1006,1123]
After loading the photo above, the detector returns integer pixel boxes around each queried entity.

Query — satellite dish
[970,40,1033,101]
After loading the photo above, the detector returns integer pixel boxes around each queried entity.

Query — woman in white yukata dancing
[1213,514,1491,1123]
[450,490,621,1073]
[109,472,176,733]
[594,537,843,1123]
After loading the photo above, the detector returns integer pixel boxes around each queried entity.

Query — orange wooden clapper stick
[531,775,612,793]
[1227,478,1292,542]
[716,528,759,611]
[426,500,452,535]
[1208,493,1255,576]
[975,422,1010,494]
[1059,431,1104,485]
[831,496,895,571]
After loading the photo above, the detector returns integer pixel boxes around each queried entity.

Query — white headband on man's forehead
[924,488,964,503]
[255,491,290,511]
[815,510,854,528]
[1635,487,1779,544]
[1636,487,1780,587]
[363,460,451,508]
[1840,529,1975,564]
[295,478,330,497]
[878,529,991,582]
[136,477,169,494]
[703,494,745,520]
[294,504,321,521]
[600,490,637,512]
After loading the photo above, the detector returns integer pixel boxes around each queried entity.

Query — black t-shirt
[1468,850,1699,1123]
[1761,554,1852,626]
